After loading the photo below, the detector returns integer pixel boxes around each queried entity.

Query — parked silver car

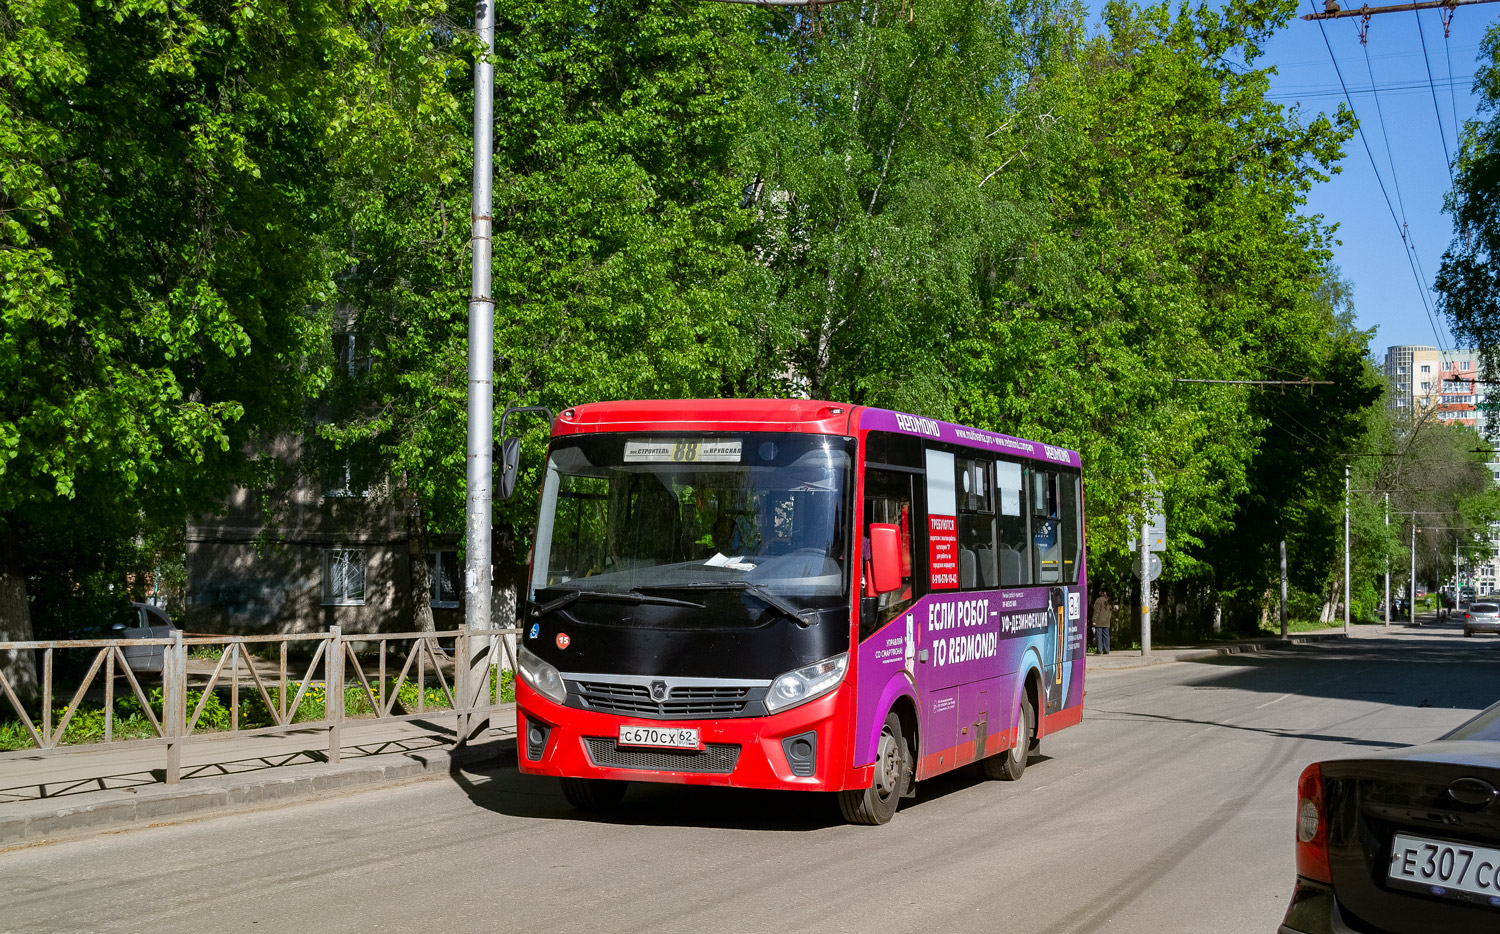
[1462,603,1500,638]
[110,603,179,673]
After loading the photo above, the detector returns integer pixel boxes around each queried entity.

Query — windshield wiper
[638,581,814,626]
[534,590,705,617]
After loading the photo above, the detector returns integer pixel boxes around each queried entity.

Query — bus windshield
[530,433,851,603]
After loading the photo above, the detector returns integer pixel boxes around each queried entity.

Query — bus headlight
[517,645,567,705]
[765,653,848,713]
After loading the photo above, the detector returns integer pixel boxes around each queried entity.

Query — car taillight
[1296,762,1331,883]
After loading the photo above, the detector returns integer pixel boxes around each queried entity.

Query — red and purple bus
[514,399,1086,824]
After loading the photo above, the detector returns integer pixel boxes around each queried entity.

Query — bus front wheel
[560,776,628,810]
[982,689,1033,781]
[839,711,911,825]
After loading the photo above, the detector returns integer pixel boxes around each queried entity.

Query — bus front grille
[583,737,741,774]
[572,681,754,718]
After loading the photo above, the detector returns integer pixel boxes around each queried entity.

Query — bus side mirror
[495,405,554,501]
[869,523,902,593]
[497,436,521,501]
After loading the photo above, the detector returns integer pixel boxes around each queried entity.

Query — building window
[1421,382,1432,391]
[334,331,372,378]
[321,454,374,498]
[1421,365,1432,373]
[429,550,461,608]
[323,548,367,605]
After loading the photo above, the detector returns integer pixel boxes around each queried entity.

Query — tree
[734,0,1065,411]
[945,0,1360,628]
[1437,21,1500,377]
[0,1,458,690]
[322,0,761,624]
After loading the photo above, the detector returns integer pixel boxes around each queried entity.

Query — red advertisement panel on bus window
[928,515,958,589]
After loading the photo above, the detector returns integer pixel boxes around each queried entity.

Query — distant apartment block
[1384,344,1500,594]
[1383,344,1484,429]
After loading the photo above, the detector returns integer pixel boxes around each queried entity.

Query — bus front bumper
[515,682,868,793]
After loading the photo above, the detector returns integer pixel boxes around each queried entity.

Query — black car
[1280,700,1500,933]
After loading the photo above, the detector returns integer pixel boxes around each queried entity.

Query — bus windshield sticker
[996,461,1023,516]
[623,439,743,463]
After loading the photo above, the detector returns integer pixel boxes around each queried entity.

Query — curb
[0,734,516,850]
[1085,631,1350,671]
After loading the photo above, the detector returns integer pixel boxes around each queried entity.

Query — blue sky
[1257,4,1497,354]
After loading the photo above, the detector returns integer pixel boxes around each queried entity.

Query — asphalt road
[5,623,1498,934]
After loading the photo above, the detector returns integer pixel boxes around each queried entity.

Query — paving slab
[0,706,517,849]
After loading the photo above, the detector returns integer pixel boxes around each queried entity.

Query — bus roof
[551,399,1080,469]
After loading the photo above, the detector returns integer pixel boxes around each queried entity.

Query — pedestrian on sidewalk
[1091,588,1113,655]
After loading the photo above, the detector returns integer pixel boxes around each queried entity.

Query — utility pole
[1411,512,1418,625]
[1280,538,1289,639]
[1350,464,1362,635]
[1141,509,1152,655]
[464,0,497,640]
[1384,493,1391,626]
[1455,535,1461,612]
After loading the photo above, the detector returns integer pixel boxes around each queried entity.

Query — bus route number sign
[624,439,742,463]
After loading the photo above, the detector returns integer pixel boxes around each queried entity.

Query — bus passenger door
[860,470,915,641]
[854,467,918,771]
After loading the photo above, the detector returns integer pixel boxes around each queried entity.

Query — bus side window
[995,460,1029,585]
[862,468,915,638]
[1032,470,1061,584]
[1060,472,1081,583]
[956,457,997,589]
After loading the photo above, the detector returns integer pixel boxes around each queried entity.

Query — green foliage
[320,0,760,556]
[1,0,1428,634]
[1437,21,1500,377]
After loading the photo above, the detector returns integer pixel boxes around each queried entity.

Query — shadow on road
[1172,625,1500,711]
[1084,708,1410,749]
[444,747,1053,830]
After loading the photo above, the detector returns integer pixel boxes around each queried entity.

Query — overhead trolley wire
[1361,31,1414,232]
[1308,0,1455,361]
[1415,9,1457,182]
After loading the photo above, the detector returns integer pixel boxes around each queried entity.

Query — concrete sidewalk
[1,707,517,850]
[1083,626,1361,671]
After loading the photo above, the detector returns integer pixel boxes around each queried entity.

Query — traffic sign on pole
[1147,513,1166,552]
[1132,552,1163,582]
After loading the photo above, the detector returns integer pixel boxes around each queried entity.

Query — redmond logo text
[894,413,942,437]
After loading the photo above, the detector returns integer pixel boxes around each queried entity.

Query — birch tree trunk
[408,502,436,634]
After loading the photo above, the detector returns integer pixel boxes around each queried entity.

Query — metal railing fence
[0,627,518,783]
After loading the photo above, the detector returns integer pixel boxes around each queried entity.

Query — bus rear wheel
[982,689,1034,781]
[560,777,628,810]
[839,711,911,825]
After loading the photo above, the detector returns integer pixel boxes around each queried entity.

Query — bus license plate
[618,725,700,749]
[1389,832,1500,903]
